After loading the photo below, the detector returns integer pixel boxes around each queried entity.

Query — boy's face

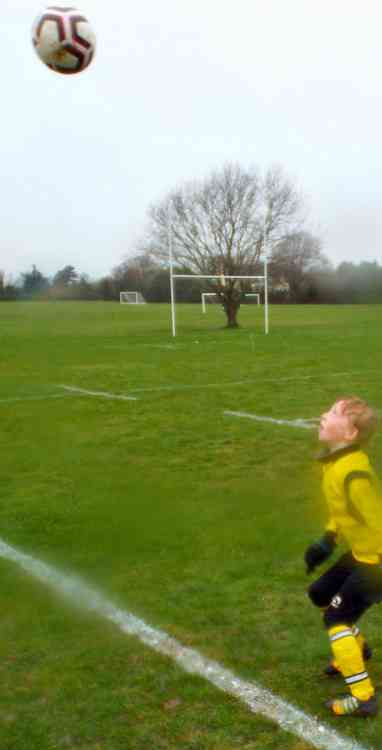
[319,400,358,445]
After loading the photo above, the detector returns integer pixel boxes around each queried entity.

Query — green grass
[1,301,382,749]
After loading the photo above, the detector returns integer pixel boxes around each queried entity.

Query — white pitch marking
[123,369,371,395]
[0,538,368,750]
[125,377,312,394]
[224,410,316,429]
[143,344,177,350]
[0,394,69,405]
[60,386,138,402]
[55,369,382,400]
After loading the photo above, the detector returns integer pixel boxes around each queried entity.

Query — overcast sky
[2,1,382,281]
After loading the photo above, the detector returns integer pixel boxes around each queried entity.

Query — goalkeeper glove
[304,531,336,573]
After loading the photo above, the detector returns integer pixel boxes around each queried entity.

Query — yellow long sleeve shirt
[319,444,382,564]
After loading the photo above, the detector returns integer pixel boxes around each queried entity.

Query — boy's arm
[345,472,382,535]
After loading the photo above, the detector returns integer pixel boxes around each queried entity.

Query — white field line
[59,385,138,402]
[122,369,375,395]
[143,344,177,350]
[0,537,368,750]
[0,394,70,405]
[224,410,317,430]
[0,368,378,406]
[125,377,312,394]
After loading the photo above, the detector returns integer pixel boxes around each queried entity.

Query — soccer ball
[32,7,96,75]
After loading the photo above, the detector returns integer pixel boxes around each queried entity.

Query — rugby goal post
[167,209,269,336]
[120,291,146,304]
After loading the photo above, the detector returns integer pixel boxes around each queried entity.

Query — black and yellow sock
[352,624,366,653]
[328,624,374,705]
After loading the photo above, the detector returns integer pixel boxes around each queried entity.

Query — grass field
[1,301,382,750]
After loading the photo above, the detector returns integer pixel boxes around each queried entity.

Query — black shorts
[308,552,382,628]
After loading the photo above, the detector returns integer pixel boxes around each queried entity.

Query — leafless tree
[146,162,305,326]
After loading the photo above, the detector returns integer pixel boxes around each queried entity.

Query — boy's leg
[307,553,354,674]
[324,563,382,716]
[326,623,377,717]
[325,625,372,676]
[327,624,374,704]
[307,552,354,610]
[352,624,372,660]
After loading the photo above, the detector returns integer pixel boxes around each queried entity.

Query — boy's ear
[345,424,359,442]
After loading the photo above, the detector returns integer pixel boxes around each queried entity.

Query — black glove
[304,531,336,573]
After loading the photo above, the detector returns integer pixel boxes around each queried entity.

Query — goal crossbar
[172,275,265,280]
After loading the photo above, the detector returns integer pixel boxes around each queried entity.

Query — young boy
[305,396,382,718]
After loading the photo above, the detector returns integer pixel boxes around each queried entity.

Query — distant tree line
[2,256,382,305]
[2,163,382,308]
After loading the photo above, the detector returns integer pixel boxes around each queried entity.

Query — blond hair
[339,396,379,444]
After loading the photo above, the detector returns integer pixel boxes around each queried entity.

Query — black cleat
[326,694,378,717]
[324,643,372,677]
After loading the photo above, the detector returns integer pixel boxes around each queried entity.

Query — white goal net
[120,291,146,304]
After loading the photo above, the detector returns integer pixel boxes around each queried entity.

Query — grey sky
[2,1,382,281]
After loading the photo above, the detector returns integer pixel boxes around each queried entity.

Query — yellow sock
[320,608,340,670]
[328,624,374,701]
[352,625,366,653]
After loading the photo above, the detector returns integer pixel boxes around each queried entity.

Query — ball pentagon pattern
[32,6,96,74]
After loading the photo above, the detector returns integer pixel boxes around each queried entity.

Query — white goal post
[201,292,220,313]
[120,291,146,304]
[201,291,260,313]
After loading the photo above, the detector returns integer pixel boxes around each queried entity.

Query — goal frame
[244,293,261,305]
[120,291,146,304]
[201,292,220,313]
[201,291,260,313]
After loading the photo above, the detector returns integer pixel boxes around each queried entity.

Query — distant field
[1,302,382,750]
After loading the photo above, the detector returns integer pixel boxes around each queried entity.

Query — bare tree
[270,232,330,302]
[146,163,305,326]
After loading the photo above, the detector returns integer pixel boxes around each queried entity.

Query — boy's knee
[307,579,328,608]
[323,591,364,629]
[323,603,345,629]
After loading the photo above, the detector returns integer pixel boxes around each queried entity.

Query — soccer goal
[201,292,221,313]
[244,293,261,305]
[169,272,268,336]
[201,291,260,313]
[119,291,146,304]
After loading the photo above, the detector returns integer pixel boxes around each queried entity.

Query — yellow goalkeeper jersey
[318,444,382,564]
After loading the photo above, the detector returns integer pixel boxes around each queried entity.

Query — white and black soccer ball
[32,6,96,75]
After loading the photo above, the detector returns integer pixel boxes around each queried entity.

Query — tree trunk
[224,299,240,327]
